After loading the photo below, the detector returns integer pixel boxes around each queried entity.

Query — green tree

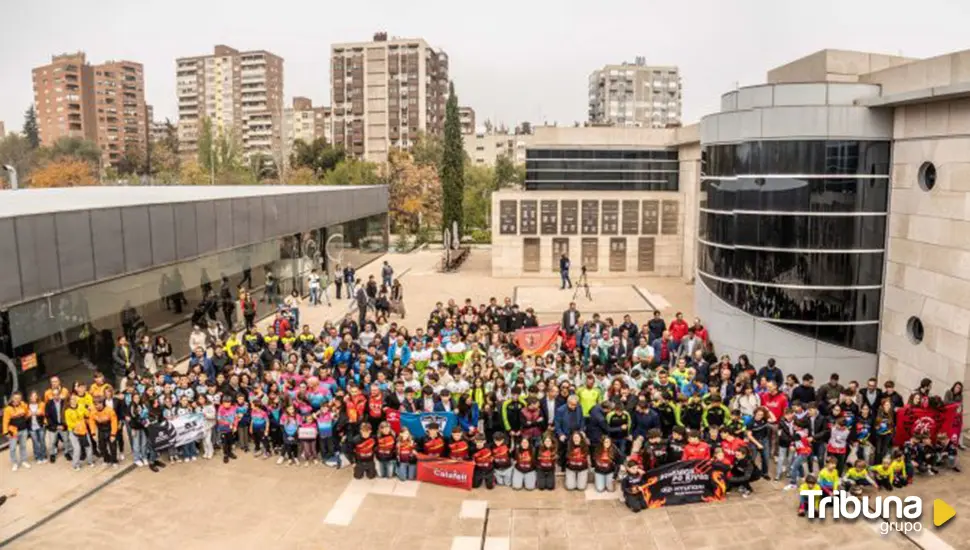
[289,138,345,175]
[248,153,278,182]
[179,160,209,185]
[322,158,380,186]
[463,163,495,230]
[149,119,180,177]
[0,134,35,188]
[117,144,146,176]
[494,154,525,189]
[23,105,39,149]
[411,131,443,169]
[197,117,214,172]
[440,81,465,234]
[37,137,101,165]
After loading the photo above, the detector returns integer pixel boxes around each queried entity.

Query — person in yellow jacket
[89,372,113,400]
[88,399,119,467]
[2,393,30,471]
[64,394,94,470]
[224,333,242,359]
[73,383,94,415]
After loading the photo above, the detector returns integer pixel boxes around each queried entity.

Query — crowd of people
[1,266,964,515]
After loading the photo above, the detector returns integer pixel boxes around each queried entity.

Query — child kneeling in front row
[797,474,821,517]
[622,460,648,513]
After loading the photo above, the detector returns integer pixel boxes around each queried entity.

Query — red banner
[385,408,401,434]
[893,403,963,446]
[416,454,474,490]
[514,323,561,357]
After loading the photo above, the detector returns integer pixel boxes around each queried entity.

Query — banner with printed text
[416,454,474,490]
[146,413,206,452]
[893,403,963,446]
[641,459,729,508]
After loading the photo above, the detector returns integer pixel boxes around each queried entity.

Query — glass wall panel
[702,212,887,250]
[698,244,884,287]
[703,177,889,213]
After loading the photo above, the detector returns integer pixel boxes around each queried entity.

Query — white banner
[148,413,205,452]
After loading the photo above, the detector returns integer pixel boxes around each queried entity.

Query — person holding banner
[349,423,377,480]
[396,428,418,481]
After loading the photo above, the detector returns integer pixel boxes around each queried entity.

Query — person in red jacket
[472,434,495,489]
[366,385,385,433]
[421,423,446,458]
[682,430,711,460]
[719,427,747,467]
[345,385,367,437]
[760,381,789,455]
[447,426,470,460]
[691,318,709,342]
[668,312,689,343]
[350,423,377,479]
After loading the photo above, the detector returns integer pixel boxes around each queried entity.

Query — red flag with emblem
[514,323,561,356]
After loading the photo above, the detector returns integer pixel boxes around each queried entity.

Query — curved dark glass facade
[698,140,890,353]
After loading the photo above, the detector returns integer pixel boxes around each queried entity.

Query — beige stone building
[176,45,284,161]
[588,57,682,128]
[464,131,532,166]
[330,32,449,163]
[458,106,475,135]
[697,48,970,395]
[31,52,149,168]
[491,125,699,279]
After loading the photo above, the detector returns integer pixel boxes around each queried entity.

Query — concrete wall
[878,99,970,397]
[696,279,878,381]
[861,50,970,96]
[767,49,917,85]
[703,83,891,144]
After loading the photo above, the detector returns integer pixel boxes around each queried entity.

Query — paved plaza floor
[1,248,967,549]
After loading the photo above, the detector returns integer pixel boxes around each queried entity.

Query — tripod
[572,270,592,301]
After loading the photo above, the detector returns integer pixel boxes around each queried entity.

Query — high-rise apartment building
[588,57,682,128]
[92,60,148,167]
[32,53,97,144]
[176,45,284,161]
[282,97,332,163]
[32,52,148,167]
[330,32,449,163]
[459,106,475,135]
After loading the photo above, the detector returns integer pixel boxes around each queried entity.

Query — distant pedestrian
[381,261,394,288]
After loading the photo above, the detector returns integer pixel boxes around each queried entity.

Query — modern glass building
[0,185,388,401]
[697,82,893,380]
[525,147,680,191]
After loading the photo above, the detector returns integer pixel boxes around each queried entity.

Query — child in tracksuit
[841,459,876,495]
[870,456,895,490]
[797,474,821,517]
[315,402,339,467]
[817,457,840,496]
[375,421,397,478]
[234,393,251,452]
[250,402,270,458]
[215,395,238,464]
[279,405,301,465]
[200,395,216,460]
[622,460,648,513]
[934,433,960,472]
[298,413,317,465]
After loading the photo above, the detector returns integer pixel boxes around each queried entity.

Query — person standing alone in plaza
[381,261,394,289]
[559,253,572,290]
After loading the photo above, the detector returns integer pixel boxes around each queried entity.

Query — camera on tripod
[573,265,592,301]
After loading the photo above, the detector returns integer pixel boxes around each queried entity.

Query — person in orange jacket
[87,399,119,467]
[2,393,30,471]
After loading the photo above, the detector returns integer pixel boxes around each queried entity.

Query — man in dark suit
[861,377,883,410]
[539,386,566,432]
[561,302,581,335]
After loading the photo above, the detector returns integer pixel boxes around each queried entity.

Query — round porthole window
[918,162,936,191]
[906,316,925,345]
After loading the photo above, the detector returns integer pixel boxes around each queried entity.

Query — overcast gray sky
[2,0,970,134]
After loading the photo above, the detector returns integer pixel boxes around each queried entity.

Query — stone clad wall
[879,99,970,398]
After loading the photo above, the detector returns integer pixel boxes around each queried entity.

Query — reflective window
[702,212,886,250]
[703,177,888,213]
[698,274,880,353]
[526,147,680,191]
[697,243,884,287]
[704,141,891,177]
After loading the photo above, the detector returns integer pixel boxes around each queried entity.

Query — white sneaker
[191,456,198,462]
[21,462,31,469]
[112,463,119,469]
[119,454,125,461]
[89,462,96,468]
[11,464,17,472]
[276,456,285,465]
[783,484,796,491]
[134,460,143,467]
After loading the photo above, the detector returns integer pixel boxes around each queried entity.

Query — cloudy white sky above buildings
[2,0,970,132]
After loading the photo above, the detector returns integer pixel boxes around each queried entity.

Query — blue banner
[399,411,458,439]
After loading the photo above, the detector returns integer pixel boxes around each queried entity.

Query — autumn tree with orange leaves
[384,149,441,232]
[29,159,97,188]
